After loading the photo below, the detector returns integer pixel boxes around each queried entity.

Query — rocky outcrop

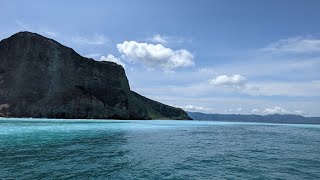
[132,91,192,120]
[0,32,191,120]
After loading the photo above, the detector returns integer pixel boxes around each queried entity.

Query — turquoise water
[1,119,320,179]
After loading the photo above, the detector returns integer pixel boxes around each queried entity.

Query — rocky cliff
[0,32,191,120]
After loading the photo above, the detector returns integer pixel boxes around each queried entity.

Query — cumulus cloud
[150,34,168,44]
[260,36,320,54]
[179,105,212,112]
[100,54,126,68]
[117,41,194,70]
[209,75,247,89]
[72,34,108,45]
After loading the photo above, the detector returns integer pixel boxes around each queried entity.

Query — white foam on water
[0,118,319,136]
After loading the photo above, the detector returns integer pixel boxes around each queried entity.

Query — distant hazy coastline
[188,112,320,124]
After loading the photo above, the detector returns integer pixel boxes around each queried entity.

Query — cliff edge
[0,32,191,120]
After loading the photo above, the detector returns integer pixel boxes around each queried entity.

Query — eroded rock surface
[0,32,191,120]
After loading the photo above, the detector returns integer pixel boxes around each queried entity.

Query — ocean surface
[0,119,320,179]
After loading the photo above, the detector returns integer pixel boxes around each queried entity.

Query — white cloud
[260,107,306,115]
[252,108,306,115]
[293,110,305,115]
[263,107,290,114]
[209,75,247,89]
[251,109,260,113]
[72,34,108,45]
[236,107,243,112]
[198,68,217,76]
[147,34,192,45]
[85,53,102,59]
[117,41,194,70]
[179,105,212,112]
[260,36,320,54]
[224,107,243,113]
[100,54,126,68]
[150,34,168,44]
[136,90,320,116]
[43,31,58,38]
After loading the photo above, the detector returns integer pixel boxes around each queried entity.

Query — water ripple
[0,119,320,179]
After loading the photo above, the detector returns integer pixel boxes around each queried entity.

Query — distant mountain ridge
[187,112,320,124]
[0,32,191,120]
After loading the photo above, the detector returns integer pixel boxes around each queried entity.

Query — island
[187,112,320,124]
[0,32,191,120]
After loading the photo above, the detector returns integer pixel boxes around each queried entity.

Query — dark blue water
[0,119,320,179]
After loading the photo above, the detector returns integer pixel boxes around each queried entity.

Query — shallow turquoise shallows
[1,119,320,179]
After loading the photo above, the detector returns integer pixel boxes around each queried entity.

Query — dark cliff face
[132,91,191,120]
[0,32,191,120]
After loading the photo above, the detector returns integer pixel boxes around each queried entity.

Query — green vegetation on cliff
[132,91,191,120]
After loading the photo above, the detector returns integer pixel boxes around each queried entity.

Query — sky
[1,0,320,116]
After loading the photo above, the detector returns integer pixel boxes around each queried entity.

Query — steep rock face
[132,91,191,120]
[0,32,191,120]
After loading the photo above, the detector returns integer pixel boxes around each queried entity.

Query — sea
[0,118,319,179]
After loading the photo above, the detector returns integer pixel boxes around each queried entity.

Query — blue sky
[1,0,320,116]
